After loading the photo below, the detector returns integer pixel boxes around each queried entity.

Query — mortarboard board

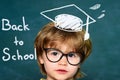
[40,4,96,40]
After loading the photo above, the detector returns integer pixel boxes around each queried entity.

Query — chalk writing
[1,16,36,62]
[2,16,30,31]
[14,36,24,46]
[2,48,37,61]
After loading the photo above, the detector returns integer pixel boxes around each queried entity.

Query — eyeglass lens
[44,48,81,66]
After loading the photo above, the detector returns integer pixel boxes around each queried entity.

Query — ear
[38,56,44,64]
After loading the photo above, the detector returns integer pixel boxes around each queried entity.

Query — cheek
[68,65,80,74]
[44,60,58,75]
[41,54,57,71]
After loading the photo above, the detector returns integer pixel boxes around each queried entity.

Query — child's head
[34,22,92,80]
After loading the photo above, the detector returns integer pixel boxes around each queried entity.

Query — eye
[51,52,58,56]
[68,53,77,58]
[48,51,60,56]
[68,53,74,57]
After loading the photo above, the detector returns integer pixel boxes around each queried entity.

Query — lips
[55,69,68,74]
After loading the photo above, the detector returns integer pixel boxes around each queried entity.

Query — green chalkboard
[0,0,120,80]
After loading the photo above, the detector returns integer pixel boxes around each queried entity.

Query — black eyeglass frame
[44,48,81,66]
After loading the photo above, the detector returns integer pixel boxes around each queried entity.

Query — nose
[58,56,68,66]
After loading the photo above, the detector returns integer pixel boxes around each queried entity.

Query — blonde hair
[34,22,92,79]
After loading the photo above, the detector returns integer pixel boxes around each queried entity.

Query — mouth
[55,69,68,74]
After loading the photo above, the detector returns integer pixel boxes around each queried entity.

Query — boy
[34,19,92,80]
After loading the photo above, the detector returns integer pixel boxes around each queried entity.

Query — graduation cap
[40,4,96,40]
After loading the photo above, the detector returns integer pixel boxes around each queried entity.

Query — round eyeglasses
[44,48,81,66]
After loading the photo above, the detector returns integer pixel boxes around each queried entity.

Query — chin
[51,75,73,80]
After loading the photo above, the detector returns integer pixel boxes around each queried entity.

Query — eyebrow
[45,41,77,53]
[45,48,78,54]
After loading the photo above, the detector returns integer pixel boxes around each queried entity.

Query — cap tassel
[84,16,90,40]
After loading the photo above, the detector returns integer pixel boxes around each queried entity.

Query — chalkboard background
[0,0,120,80]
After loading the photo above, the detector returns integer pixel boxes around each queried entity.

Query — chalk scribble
[97,13,105,19]
[89,4,101,10]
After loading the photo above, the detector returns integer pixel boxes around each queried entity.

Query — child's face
[39,41,80,80]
